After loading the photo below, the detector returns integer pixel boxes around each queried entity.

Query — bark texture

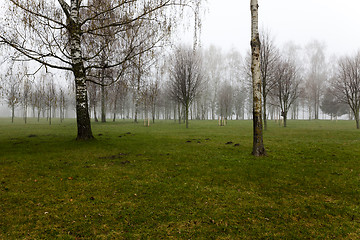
[250,0,266,156]
[68,0,94,140]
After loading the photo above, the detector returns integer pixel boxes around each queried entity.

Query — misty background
[1,0,359,120]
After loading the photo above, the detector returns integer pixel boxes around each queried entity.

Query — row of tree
[1,39,358,130]
[0,0,205,140]
[0,62,71,124]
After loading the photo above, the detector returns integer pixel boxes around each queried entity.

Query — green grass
[1,118,360,239]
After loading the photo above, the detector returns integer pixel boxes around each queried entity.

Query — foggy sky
[199,0,360,56]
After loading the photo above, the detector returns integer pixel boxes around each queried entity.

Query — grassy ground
[1,118,360,239]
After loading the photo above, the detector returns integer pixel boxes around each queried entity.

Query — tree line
[1,0,360,146]
[1,37,358,128]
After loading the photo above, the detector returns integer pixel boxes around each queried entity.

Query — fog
[1,1,360,121]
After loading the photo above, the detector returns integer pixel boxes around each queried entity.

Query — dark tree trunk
[101,74,106,122]
[263,97,267,130]
[11,105,15,123]
[49,105,52,125]
[94,104,98,122]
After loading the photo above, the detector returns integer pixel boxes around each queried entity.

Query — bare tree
[44,76,57,125]
[303,40,327,120]
[169,46,203,128]
[273,58,300,127]
[260,29,279,130]
[2,64,22,123]
[203,45,223,120]
[217,82,233,126]
[58,86,68,122]
[250,0,266,156]
[21,71,32,124]
[0,0,204,140]
[333,52,360,129]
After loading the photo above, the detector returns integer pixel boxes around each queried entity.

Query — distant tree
[2,64,22,123]
[250,0,266,156]
[44,77,57,125]
[320,87,347,120]
[333,52,360,129]
[58,87,68,122]
[217,82,233,126]
[233,86,247,120]
[149,80,160,123]
[203,45,223,120]
[0,0,204,140]
[169,46,203,128]
[304,40,327,120]
[108,79,128,122]
[33,77,46,122]
[273,58,300,127]
[21,69,32,124]
[87,82,99,122]
[260,29,279,130]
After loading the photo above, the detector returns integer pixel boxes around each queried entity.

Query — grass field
[1,118,360,239]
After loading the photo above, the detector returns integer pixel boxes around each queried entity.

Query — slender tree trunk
[11,105,15,123]
[113,98,117,122]
[283,113,287,127]
[263,96,267,130]
[24,105,27,124]
[101,86,106,122]
[185,103,189,128]
[101,72,106,122]
[94,104,98,122]
[250,0,266,156]
[69,2,93,140]
[152,103,156,123]
[49,105,52,125]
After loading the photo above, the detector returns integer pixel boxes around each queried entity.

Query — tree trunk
[152,103,156,124]
[263,96,267,130]
[11,105,15,123]
[134,98,138,123]
[49,105,52,125]
[185,103,189,128]
[250,0,266,156]
[69,2,94,140]
[94,104,98,122]
[113,98,117,122]
[101,86,106,122]
[355,109,360,129]
[24,104,27,124]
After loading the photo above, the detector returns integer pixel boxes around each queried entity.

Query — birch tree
[0,0,204,140]
[2,65,22,123]
[250,0,266,156]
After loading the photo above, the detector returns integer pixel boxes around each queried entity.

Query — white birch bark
[69,0,93,140]
[250,0,266,156]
